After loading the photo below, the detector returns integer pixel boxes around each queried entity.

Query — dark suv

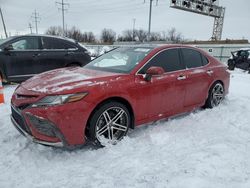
[227,49,250,73]
[0,35,91,82]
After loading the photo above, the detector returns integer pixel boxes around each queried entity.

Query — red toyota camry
[11,45,230,148]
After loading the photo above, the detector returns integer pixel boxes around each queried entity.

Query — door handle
[66,52,74,56]
[177,75,187,80]
[32,53,40,57]
[207,70,213,75]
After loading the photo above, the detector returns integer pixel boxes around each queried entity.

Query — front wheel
[205,82,224,108]
[88,102,130,146]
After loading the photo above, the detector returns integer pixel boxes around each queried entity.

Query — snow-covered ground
[0,70,250,188]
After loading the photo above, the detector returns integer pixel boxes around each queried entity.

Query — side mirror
[144,66,165,82]
[4,44,14,51]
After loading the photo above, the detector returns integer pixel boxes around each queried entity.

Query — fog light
[27,113,57,137]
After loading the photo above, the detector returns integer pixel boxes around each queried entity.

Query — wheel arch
[212,80,224,88]
[85,96,135,138]
[207,79,224,96]
[204,79,225,108]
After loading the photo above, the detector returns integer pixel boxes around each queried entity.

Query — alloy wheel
[211,83,224,107]
[95,106,129,145]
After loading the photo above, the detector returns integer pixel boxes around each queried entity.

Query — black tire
[88,101,131,146]
[204,82,224,109]
[227,60,235,70]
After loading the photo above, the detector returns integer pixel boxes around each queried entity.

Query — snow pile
[0,70,250,188]
[99,46,112,55]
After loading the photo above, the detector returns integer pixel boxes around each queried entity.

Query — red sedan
[11,45,230,148]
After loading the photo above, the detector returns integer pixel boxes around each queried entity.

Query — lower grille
[11,105,31,135]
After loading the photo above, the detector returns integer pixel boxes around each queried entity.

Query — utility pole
[0,7,8,38]
[145,0,158,41]
[31,10,40,34]
[28,23,33,34]
[148,0,153,41]
[132,18,136,41]
[56,0,69,36]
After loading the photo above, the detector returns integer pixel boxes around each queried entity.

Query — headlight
[31,93,88,108]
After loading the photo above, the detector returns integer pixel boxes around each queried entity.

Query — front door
[135,48,187,121]
[5,37,40,80]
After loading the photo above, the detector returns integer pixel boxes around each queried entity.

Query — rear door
[5,36,41,80]
[37,37,76,73]
[180,48,213,107]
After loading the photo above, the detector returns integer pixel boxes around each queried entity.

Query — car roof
[117,44,196,49]
[7,34,77,44]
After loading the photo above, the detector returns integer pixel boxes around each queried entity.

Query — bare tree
[45,26,64,36]
[45,26,96,43]
[85,32,96,43]
[122,29,134,41]
[167,27,183,43]
[135,29,147,42]
[149,32,162,41]
[66,26,83,41]
[101,28,116,44]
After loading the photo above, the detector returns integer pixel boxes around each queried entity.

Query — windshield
[85,47,153,73]
[0,36,15,46]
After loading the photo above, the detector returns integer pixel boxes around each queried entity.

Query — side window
[201,54,209,65]
[181,48,203,68]
[64,42,77,50]
[139,49,184,74]
[42,37,71,50]
[11,37,39,50]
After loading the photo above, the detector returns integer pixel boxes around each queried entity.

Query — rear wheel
[88,102,130,146]
[205,82,224,108]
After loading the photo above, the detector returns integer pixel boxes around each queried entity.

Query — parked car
[227,49,250,73]
[11,45,230,148]
[0,35,91,83]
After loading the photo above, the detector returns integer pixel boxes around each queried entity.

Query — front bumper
[10,96,94,148]
[11,104,64,147]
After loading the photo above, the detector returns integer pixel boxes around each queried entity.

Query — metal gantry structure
[170,0,225,40]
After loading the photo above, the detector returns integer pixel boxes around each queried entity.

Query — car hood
[21,67,126,94]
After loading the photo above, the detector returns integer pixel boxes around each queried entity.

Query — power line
[31,10,40,34]
[56,0,69,36]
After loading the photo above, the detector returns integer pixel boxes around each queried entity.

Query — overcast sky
[0,0,250,41]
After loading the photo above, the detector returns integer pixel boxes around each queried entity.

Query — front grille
[16,94,38,99]
[11,106,31,135]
